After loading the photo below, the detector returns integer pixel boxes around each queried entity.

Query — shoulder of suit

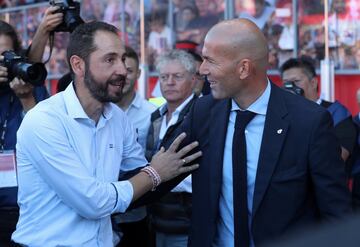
[193,94,225,109]
[274,85,328,117]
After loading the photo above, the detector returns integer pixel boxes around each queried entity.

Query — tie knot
[235,110,256,130]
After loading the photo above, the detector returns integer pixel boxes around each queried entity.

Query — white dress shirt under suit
[214,81,271,247]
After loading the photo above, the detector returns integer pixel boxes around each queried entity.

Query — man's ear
[136,69,141,80]
[70,55,85,78]
[310,76,318,91]
[238,59,251,80]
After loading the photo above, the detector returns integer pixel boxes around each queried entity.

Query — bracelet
[141,166,162,191]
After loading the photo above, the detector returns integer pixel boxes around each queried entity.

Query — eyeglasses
[159,73,187,83]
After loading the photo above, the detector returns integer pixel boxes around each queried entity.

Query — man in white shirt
[145,49,197,247]
[12,21,201,247]
[114,46,156,247]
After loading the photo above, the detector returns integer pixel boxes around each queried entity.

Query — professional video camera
[1,51,47,86]
[49,0,84,33]
[282,81,304,96]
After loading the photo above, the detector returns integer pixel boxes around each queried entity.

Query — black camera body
[1,51,47,86]
[283,81,304,96]
[49,0,84,33]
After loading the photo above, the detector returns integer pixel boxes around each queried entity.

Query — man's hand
[0,56,8,84]
[9,77,33,98]
[38,6,64,35]
[150,133,202,182]
[9,78,36,112]
[28,6,63,62]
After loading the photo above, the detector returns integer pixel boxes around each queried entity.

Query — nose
[199,60,208,77]
[161,75,176,85]
[116,59,127,76]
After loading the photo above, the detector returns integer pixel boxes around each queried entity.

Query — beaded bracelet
[141,166,162,191]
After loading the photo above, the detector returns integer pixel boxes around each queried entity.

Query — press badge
[0,150,17,188]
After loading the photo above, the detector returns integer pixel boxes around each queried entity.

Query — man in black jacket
[145,49,197,247]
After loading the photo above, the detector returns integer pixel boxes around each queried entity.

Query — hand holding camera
[0,56,8,84]
[1,51,47,87]
[9,77,33,99]
[49,0,84,33]
[37,6,64,35]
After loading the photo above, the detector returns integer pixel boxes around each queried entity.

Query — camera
[1,51,47,86]
[282,81,304,96]
[49,0,84,33]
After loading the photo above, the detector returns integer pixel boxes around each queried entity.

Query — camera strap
[43,32,55,65]
[0,95,15,152]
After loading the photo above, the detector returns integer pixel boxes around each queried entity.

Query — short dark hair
[0,20,21,53]
[124,46,139,68]
[280,57,316,79]
[67,21,119,75]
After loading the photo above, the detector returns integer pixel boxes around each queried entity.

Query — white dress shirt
[117,93,156,223]
[213,81,271,247]
[124,92,157,150]
[159,95,194,193]
[12,83,148,247]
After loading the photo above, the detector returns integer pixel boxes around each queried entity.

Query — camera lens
[13,62,47,86]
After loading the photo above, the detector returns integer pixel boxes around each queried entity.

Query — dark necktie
[232,110,256,247]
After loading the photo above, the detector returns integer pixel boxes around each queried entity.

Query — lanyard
[0,95,14,152]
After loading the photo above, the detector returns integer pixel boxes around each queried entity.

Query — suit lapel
[208,99,231,216]
[252,85,289,216]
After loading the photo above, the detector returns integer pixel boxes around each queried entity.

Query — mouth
[108,76,126,87]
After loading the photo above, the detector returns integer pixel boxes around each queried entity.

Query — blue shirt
[0,86,48,207]
[12,83,148,246]
[124,92,156,150]
[213,81,271,247]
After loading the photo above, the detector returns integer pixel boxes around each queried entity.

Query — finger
[19,79,26,86]
[47,6,61,14]
[158,146,165,153]
[0,77,8,82]
[47,14,63,22]
[9,78,19,88]
[47,19,63,28]
[176,141,199,157]
[181,151,202,165]
[178,164,199,174]
[152,146,165,158]
[0,55,4,61]
[167,132,187,153]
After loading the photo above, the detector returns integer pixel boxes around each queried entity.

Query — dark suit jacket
[183,84,351,246]
[263,214,360,247]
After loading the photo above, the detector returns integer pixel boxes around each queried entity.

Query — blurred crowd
[1,0,359,76]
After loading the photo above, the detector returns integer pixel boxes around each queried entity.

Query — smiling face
[83,30,127,103]
[199,37,242,100]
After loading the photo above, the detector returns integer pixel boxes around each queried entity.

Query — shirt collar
[63,82,113,120]
[231,79,271,116]
[159,94,194,117]
[129,92,141,109]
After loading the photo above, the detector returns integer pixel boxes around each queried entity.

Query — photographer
[0,7,62,246]
[280,57,357,175]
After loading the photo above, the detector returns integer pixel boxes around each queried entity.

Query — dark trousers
[0,207,19,247]
[116,217,152,247]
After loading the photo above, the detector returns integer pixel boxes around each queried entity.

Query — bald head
[205,18,269,68]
